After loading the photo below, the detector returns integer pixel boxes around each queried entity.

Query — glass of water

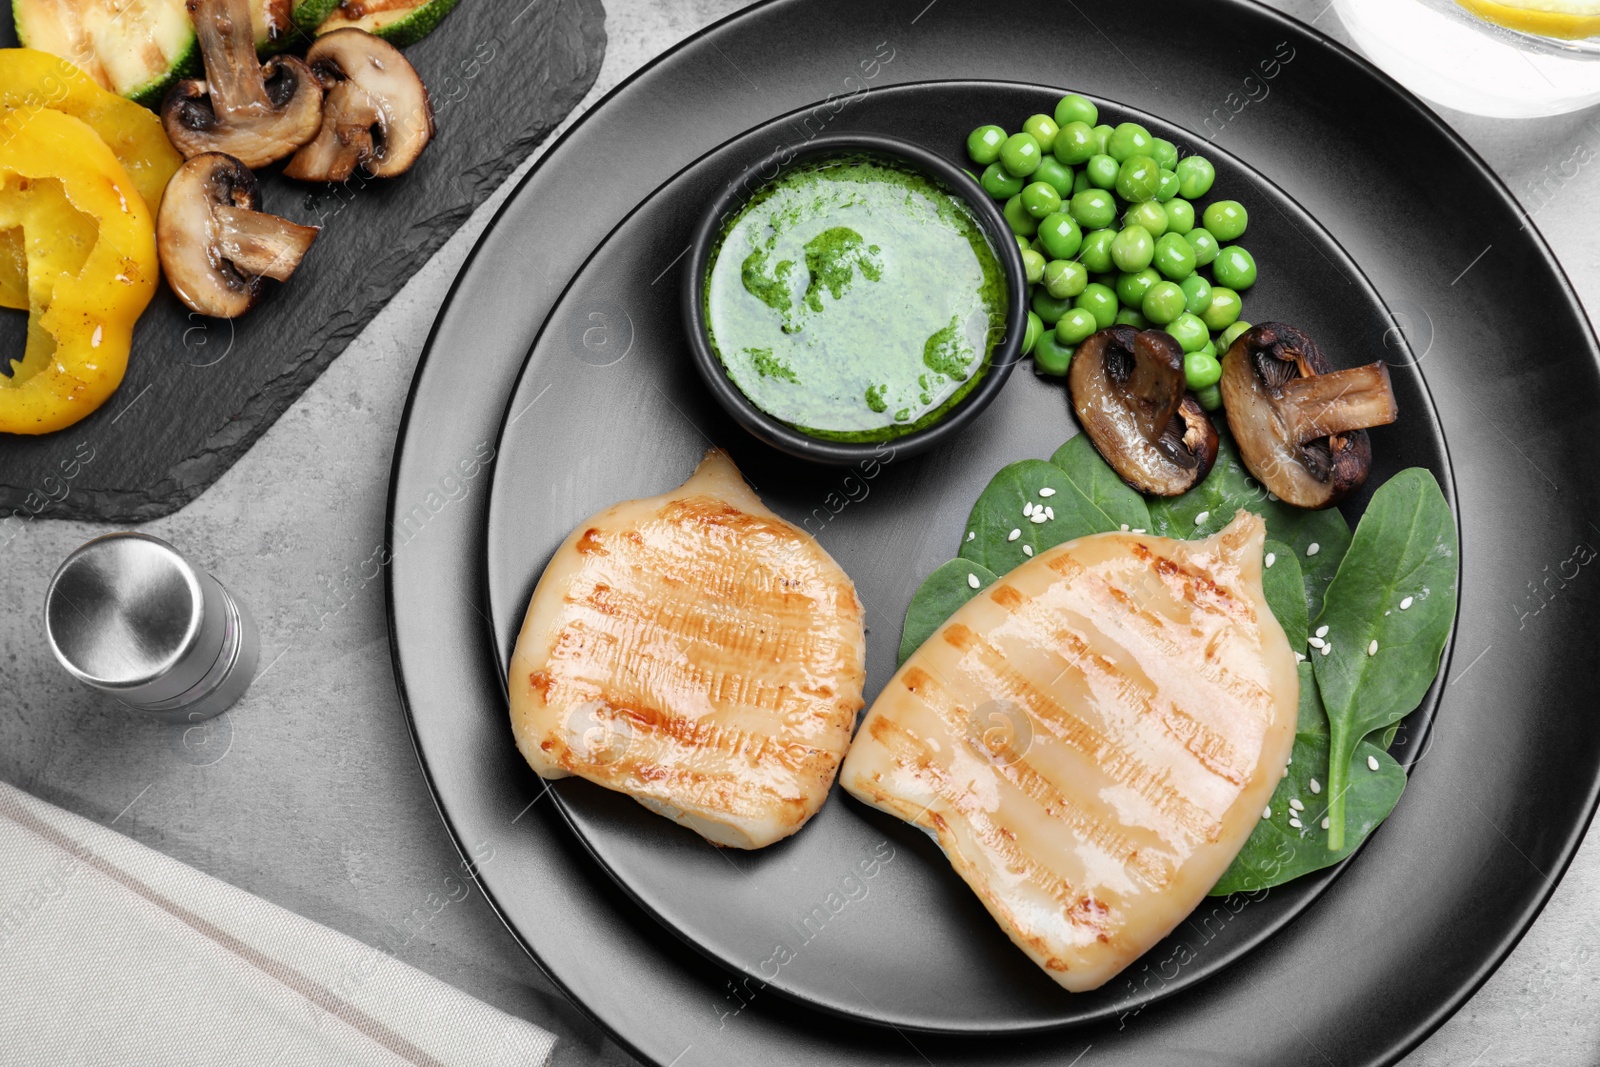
[1334,0,1600,117]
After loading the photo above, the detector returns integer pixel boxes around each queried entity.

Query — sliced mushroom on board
[158,153,320,319]
[284,29,435,181]
[162,0,324,168]
[1068,326,1220,496]
[1219,322,1399,509]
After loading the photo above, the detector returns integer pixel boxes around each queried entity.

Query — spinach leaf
[1312,468,1457,850]
[1146,431,1352,618]
[1047,434,1152,532]
[1211,663,1406,895]
[1261,540,1306,656]
[958,452,1146,574]
[898,559,998,665]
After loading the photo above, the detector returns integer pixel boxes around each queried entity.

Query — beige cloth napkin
[0,780,556,1067]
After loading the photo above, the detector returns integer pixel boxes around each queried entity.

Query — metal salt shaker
[45,533,260,724]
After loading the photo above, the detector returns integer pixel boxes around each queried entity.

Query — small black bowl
[681,132,1028,465]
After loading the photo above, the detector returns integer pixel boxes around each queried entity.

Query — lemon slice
[1457,0,1600,39]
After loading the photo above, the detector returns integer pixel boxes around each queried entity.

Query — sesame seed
[1309,778,1321,794]
[1289,817,1303,829]
[1320,817,1330,830]
[1367,755,1380,771]
[1286,756,1292,766]
[1267,491,1279,502]
[1194,511,1211,525]
[1044,506,1055,520]
[1262,806,1271,819]
[1308,637,1325,649]
[1294,651,1306,662]
[1022,544,1034,557]
[1367,639,1379,656]
[1281,765,1289,778]
[1132,528,1146,534]
[967,573,980,589]
[1008,528,1021,542]
[1400,596,1413,610]
[1120,524,1130,531]
[966,531,975,541]
[1023,502,1034,517]
[1038,487,1056,497]
[1289,798,1304,812]
[1265,552,1276,568]
[1306,543,1321,557]
[1320,643,1332,656]
[1031,511,1048,524]
[1315,625,1329,638]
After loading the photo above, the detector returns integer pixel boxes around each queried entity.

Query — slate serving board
[0,0,606,523]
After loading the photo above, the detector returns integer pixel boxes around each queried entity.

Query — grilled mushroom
[162,0,324,168]
[158,153,320,319]
[1219,322,1399,509]
[284,29,434,182]
[1068,326,1220,496]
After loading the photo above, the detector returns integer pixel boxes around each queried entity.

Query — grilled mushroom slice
[1068,326,1220,496]
[162,0,324,168]
[158,153,320,319]
[284,29,434,181]
[1219,322,1399,509]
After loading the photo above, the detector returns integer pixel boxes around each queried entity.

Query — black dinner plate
[480,81,1451,1034]
[387,1,1600,1064]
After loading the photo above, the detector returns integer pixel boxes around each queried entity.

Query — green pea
[1031,287,1073,326]
[1053,120,1097,166]
[1124,200,1168,237]
[967,125,1006,166]
[1072,169,1092,195]
[1155,169,1180,202]
[1218,320,1253,350]
[1003,194,1038,236]
[1115,155,1161,203]
[1000,132,1042,177]
[1107,122,1153,162]
[1195,383,1223,411]
[1054,93,1099,129]
[1022,247,1047,284]
[1168,312,1209,353]
[1164,198,1196,234]
[1023,309,1043,355]
[1070,188,1117,230]
[1141,280,1186,325]
[1176,156,1215,200]
[1044,258,1088,299]
[1211,246,1257,290]
[1184,226,1219,266]
[1075,282,1119,329]
[1153,232,1196,281]
[1198,340,1217,358]
[1179,273,1212,315]
[1077,228,1116,273]
[982,161,1024,199]
[1033,331,1075,376]
[1199,286,1243,330]
[1110,225,1154,272]
[1184,350,1223,389]
[1116,267,1161,308]
[1114,308,1150,329]
[1084,154,1119,190]
[1021,181,1063,219]
[1021,114,1059,154]
[1033,157,1074,199]
[1055,306,1099,345]
[1015,234,1031,254]
[1091,123,1114,155]
[1090,271,1118,290]
[1037,214,1083,261]
[1203,200,1248,241]
[1150,137,1179,171]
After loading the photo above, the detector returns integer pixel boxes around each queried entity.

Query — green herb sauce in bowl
[684,135,1026,464]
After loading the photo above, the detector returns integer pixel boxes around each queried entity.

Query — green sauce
[704,156,1008,442]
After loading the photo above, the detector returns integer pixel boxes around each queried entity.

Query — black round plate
[388,2,1600,1064]
[482,81,1451,1034]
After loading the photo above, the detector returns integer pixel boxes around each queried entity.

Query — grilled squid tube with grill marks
[508,448,867,849]
[840,511,1297,991]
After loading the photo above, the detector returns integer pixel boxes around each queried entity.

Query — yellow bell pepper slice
[0,107,158,435]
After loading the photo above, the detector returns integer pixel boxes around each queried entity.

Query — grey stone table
[1,2,1596,1064]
